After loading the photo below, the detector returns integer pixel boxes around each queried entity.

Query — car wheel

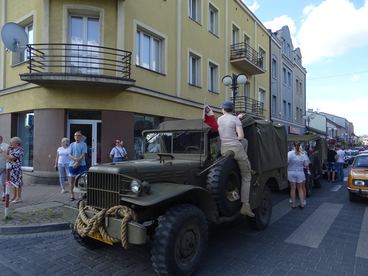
[207,158,242,217]
[151,204,208,276]
[249,186,272,230]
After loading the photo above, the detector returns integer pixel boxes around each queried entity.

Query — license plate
[88,231,113,245]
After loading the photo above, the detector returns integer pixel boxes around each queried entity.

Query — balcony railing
[232,95,264,118]
[230,42,265,74]
[20,43,135,88]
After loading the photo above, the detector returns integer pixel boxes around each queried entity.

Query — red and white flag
[203,103,218,131]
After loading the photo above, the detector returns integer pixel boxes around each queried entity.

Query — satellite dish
[1,22,28,52]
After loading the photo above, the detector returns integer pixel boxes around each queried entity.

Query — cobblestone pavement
[0,183,74,226]
[0,178,368,275]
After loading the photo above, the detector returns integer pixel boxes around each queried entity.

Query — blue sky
[243,0,368,136]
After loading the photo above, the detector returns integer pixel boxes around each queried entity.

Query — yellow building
[0,0,270,181]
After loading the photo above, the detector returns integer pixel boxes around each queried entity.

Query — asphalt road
[0,178,367,276]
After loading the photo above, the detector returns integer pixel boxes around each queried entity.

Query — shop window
[17,112,34,167]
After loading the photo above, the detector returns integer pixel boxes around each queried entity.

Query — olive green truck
[63,116,288,275]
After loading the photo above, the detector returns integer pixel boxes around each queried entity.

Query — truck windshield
[144,131,204,154]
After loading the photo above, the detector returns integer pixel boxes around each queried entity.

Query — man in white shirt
[217,100,254,217]
[0,136,9,200]
[335,145,345,182]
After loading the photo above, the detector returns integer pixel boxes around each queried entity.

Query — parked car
[347,153,368,201]
[344,149,359,168]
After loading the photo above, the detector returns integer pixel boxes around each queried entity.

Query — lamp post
[222,73,247,110]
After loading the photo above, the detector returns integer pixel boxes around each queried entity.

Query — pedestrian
[5,137,24,203]
[110,139,128,162]
[68,131,87,201]
[327,145,337,182]
[0,136,9,201]
[335,145,345,182]
[54,137,70,193]
[217,100,254,217]
[288,142,309,209]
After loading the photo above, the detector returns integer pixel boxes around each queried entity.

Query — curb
[0,222,71,235]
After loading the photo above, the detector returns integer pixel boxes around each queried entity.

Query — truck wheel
[72,227,103,249]
[249,186,272,230]
[207,158,242,217]
[151,204,208,276]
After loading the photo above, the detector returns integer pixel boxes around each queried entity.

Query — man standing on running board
[217,100,255,217]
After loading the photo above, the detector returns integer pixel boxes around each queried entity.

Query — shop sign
[288,126,302,134]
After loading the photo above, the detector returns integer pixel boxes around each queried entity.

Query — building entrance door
[67,119,101,167]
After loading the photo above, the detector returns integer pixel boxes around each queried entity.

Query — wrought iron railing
[232,95,264,117]
[230,42,264,69]
[25,43,133,79]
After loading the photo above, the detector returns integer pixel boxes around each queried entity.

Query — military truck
[64,116,288,276]
[288,134,327,196]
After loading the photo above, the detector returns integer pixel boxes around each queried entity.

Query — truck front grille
[87,172,121,209]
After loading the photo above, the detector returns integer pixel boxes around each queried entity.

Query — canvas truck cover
[241,116,288,173]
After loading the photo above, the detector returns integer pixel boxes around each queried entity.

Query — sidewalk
[0,183,76,234]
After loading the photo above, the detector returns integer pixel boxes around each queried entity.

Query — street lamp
[222,73,247,109]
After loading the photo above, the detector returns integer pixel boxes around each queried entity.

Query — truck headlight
[130,180,142,194]
[354,180,365,186]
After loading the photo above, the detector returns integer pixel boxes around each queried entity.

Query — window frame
[188,50,202,87]
[189,0,202,24]
[12,19,34,66]
[208,2,219,36]
[231,23,240,45]
[208,60,219,93]
[135,23,166,74]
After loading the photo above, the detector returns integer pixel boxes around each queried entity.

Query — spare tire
[206,158,242,217]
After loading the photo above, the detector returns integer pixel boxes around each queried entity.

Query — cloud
[264,15,298,46]
[298,0,368,64]
[352,74,361,81]
[242,0,260,13]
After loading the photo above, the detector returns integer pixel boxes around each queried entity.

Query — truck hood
[89,159,201,183]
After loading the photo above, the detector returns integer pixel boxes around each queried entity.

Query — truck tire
[206,158,242,217]
[72,227,103,249]
[151,204,208,276]
[249,186,272,230]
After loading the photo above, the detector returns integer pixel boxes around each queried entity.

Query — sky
[243,0,368,136]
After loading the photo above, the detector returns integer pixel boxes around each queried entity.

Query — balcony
[20,44,135,89]
[232,95,264,118]
[230,42,265,75]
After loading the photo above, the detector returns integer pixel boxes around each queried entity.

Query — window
[259,47,266,69]
[17,112,34,167]
[232,24,239,44]
[208,3,218,35]
[136,28,164,73]
[208,62,218,92]
[283,100,287,118]
[258,88,266,108]
[288,102,292,120]
[12,22,33,65]
[272,58,277,79]
[189,0,201,23]
[287,72,291,87]
[189,52,201,86]
[283,68,287,84]
[272,95,277,115]
[68,15,100,74]
[244,34,250,45]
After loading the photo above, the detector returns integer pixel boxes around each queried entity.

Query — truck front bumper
[63,205,147,245]
[347,187,368,198]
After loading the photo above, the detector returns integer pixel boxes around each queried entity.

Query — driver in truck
[217,100,255,217]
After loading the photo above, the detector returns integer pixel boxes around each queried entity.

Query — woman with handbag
[109,139,128,163]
